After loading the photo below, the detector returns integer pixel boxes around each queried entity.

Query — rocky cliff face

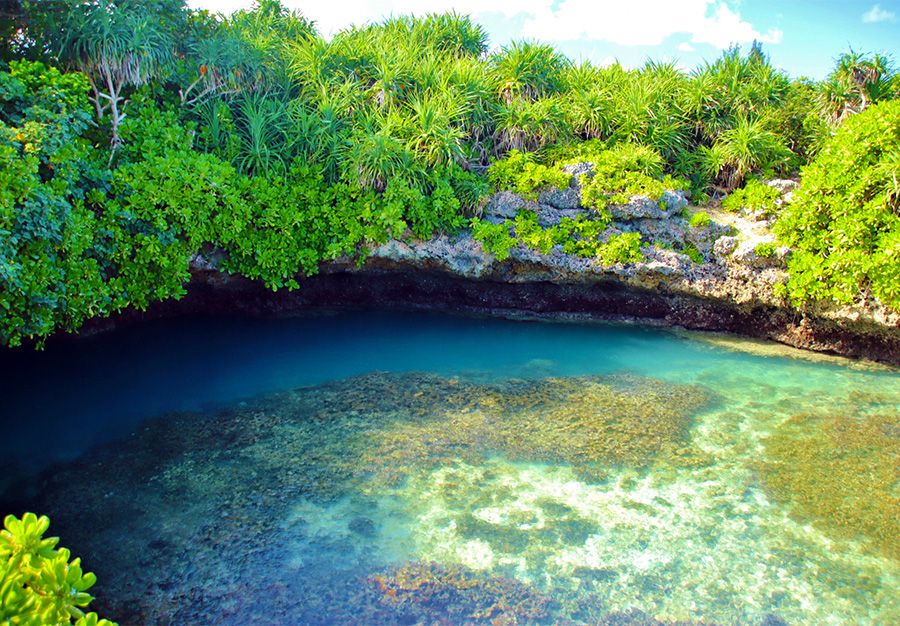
[182,178,899,364]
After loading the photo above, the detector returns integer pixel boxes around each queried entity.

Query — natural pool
[0,311,897,625]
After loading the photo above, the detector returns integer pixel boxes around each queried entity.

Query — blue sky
[188,1,900,78]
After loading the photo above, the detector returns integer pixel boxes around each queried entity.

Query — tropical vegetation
[0,0,898,347]
[0,513,116,625]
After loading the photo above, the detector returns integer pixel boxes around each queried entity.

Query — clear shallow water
[0,311,897,625]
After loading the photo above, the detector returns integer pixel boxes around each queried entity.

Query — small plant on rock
[689,211,712,228]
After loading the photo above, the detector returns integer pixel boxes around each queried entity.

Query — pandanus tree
[491,40,568,104]
[703,115,790,190]
[56,0,183,155]
[820,51,896,122]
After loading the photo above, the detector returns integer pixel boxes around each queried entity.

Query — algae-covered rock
[359,374,711,484]
[759,413,900,560]
[369,561,553,624]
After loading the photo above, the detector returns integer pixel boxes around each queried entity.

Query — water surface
[0,311,897,625]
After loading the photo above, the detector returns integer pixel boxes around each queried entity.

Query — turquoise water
[0,311,897,625]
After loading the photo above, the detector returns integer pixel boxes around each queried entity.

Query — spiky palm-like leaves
[58,0,180,150]
[491,40,568,103]
[233,92,289,176]
[405,95,467,166]
[704,116,790,190]
[414,12,488,59]
[493,97,569,154]
[609,65,690,162]
[343,114,417,192]
[820,51,896,122]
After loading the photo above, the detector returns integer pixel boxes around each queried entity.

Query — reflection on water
[0,312,897,625]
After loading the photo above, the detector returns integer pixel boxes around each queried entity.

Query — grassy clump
[681,241,705,264]
[759,413,900,560]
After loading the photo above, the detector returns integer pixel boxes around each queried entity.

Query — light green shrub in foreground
[0,513,116,626]
[774,100,900,311]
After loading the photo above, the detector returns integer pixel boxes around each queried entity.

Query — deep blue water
[0,310,748,479]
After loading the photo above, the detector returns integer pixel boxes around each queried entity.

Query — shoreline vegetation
[1,0,898,353]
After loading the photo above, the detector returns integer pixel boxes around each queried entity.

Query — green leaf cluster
[473,210,643,266]
[487,150,571,198]
[595,231,644,265]
[689,211,712,228]
[721,178,781,214]
[488,141,682,212]
[0,513,116,626]
[470,218,516,261]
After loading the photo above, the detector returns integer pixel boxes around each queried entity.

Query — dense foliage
[0,513,116,626]
[0,0,898,345]
[774,101,900,310]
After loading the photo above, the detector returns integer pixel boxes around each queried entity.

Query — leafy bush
[774,100,900,310]
[596,232,643,265]
[689,211,712,228]
[721,178,781,214]
[471,218,516,260]
[487,150,570,197]
[0,513,116,626]
[512,211,562,253]
[557,216,609,257]
[577,143,681,210]
[755,242,777,258]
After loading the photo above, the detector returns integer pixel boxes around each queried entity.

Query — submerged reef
[359,374,711,484]
[368,560,553,625]
[7,369,899,625]
[759,413,900,560]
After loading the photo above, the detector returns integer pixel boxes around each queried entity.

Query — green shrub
[755,241,777,258]
[0,513,116,626]
[471,218,516,260]
[487,150,570,197]
[774,100,900,311]
[512,211,561,254]
[689,211,712,228]
[556,215,609,257]
[578,143,683,210]
[721,178,781,214]
[596,232,643,265]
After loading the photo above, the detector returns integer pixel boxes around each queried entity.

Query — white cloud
[188,0,781,49]
[519,0,782,48]
[862,4,896,23]
[678,42,695,52]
